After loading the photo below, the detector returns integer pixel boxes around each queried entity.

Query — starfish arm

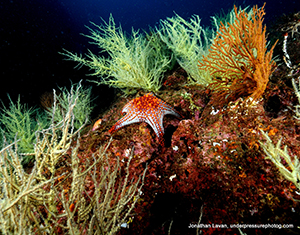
[145,115,164,140]
[163,106,181,118]
[109,114,142,134]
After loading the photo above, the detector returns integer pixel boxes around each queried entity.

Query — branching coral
[62,14,172,94]
[0,87,83,234]
[157,13,212,86]
[199,4,278,104]
[0,141,59,234]
[0,85,147,234]
[55,139,147,234]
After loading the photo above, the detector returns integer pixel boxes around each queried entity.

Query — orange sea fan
[199,3,278,104]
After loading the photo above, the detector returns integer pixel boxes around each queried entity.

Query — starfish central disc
[109,93,180,143]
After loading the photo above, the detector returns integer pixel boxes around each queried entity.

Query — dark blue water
[0,0,299,109]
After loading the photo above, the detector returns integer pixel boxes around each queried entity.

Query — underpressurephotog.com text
[188,223,294,229]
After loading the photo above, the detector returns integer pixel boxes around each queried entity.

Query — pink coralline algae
[109,93,180,145]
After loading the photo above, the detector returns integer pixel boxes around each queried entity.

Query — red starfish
[109,93,180,144]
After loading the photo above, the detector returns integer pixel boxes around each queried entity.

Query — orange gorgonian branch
[199,4,278,104]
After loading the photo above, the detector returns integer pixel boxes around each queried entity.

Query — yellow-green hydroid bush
[0,81,94,164]
[157,13,212,86]
[210,6,253,37]
[0,96,48,163]
[62,15,173,94]
[259,130,300,191]
[45,81,95,130]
